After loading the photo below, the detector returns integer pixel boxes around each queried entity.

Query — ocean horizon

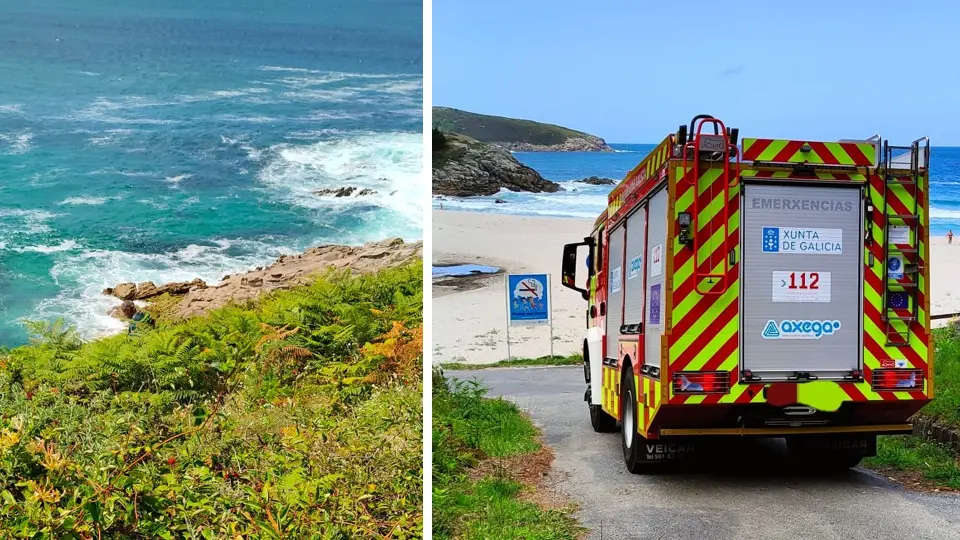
[437,143,960,237]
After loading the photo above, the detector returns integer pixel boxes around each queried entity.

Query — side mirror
[561,238,593,300]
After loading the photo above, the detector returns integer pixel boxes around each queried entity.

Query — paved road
[447,366,960,540]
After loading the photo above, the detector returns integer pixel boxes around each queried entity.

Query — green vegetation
[441,354,583,371]
[862,324,960,490]
[432,370,582,540]
[916,324,960,426]
[433,106,600,147]
[864,436,960,490]
[0,264,424,538]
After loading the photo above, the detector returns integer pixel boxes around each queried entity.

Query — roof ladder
[880,137,929,347]
[680,116,740,296]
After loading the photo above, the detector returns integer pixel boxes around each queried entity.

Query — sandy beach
[433,209,960,365]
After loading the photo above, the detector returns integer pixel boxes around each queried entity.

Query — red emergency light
[871,369,924,391]
[672,371,730,395]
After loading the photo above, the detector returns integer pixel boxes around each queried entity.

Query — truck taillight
[672,371,730,394]
[871,369,924,391]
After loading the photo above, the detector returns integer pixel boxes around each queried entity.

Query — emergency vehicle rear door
[740,183,863,381]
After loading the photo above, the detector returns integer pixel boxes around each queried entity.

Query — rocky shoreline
[104,238,423,322]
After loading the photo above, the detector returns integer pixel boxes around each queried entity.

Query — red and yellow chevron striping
[742,138,877,167]
[667,163,741,400]
[608,135,673,218]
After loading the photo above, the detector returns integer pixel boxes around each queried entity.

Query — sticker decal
[610,266,622,293]
[762,227,842,254]
[895,359,908,368]
[887,256,904,279]
[772,271,831,302]
[650,244,663,277]
[888,225,910,244]
[627,255,642,280]
[761,319,841,340]
[649,284,661,325]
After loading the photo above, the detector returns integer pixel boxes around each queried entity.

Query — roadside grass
[861,325,960,490]
[920,326,960,426]
[864,436,960,490]
[432,369,582,540]
[441,354,582,371]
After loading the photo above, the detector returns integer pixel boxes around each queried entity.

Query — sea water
[436,144,960,237]
[0,0,423,346]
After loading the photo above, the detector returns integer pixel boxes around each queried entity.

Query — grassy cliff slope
[0,263,423,538]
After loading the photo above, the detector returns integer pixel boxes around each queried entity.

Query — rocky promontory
[433,106,612,152]
[105,238,423,321]
[432,132,561,197]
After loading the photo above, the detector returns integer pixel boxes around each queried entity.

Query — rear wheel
[620,367,651,473]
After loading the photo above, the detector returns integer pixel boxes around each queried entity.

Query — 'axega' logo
[762,319,841,340]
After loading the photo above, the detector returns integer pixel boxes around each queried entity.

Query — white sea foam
[930,206,960,220]
[58,196,112,206]
[0,209,58,235]
[165,174,192,185]
[88,128,134,146]
[0,104,23,114]
[0,131,34,155]
[13,240,82,253]
[257,131,424,236]
[436,181,611,220]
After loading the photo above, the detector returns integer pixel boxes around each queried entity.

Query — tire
[585,352,616,433]
[620,367,650,473]
[589,401,617,433]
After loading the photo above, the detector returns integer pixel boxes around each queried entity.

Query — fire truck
[560,115,932,472]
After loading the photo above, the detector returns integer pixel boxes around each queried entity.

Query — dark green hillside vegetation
[433,106,603,148]
[0,263,424,538]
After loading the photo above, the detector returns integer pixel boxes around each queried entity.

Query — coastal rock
[494,137,611,152]
[575,176,617,186]
[112,283,137,301]
[314,186,378,197]
[106,238,422,321]
[494,198,507,204]
[106,278,208,301]
[432,132,561,197]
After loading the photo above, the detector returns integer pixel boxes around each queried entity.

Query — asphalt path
[446,365,960,540]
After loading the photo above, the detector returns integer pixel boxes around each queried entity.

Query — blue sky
[433,0,959,145]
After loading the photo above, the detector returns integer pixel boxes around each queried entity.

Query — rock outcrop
[104,278,208,301]
[433,133,561,197]
[574,176,617,186]
[104,238,422,321]
[495,137,610,153]
[314,186,378,197]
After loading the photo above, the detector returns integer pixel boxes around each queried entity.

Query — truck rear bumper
[660,423,912,437]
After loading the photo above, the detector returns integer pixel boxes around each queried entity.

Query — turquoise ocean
[0,0,423,346]
[438,143,960,235]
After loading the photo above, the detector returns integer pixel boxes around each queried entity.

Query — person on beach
[948,230,954,245]
[119,300,155,334]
